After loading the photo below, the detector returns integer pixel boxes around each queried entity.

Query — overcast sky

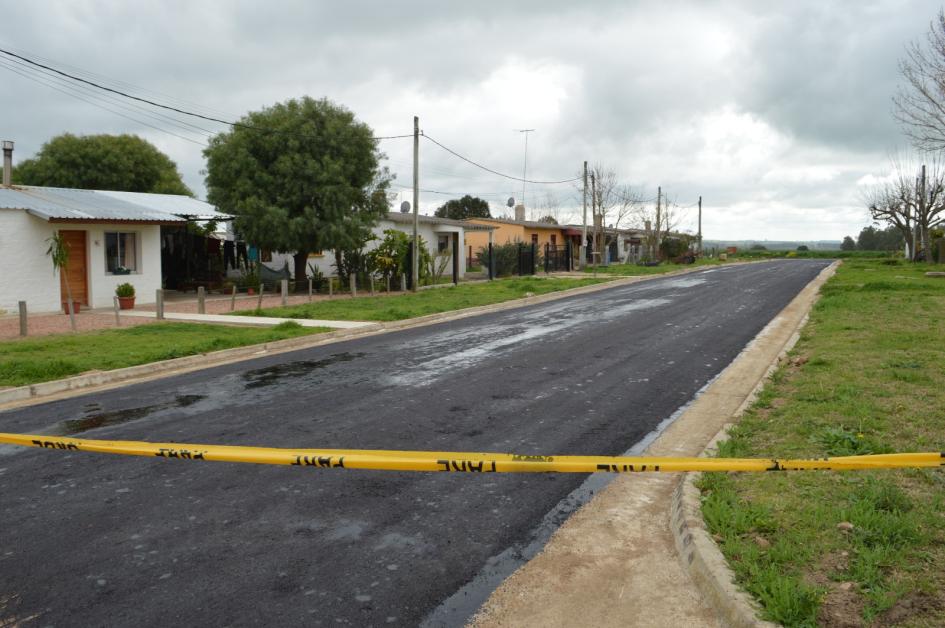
[2,1,941,240]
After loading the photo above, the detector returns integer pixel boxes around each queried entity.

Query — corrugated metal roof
[384,211,495,230]
[0,185,228,222]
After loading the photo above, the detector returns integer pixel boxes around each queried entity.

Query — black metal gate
[517,243,536,276]
[543,243,572,272]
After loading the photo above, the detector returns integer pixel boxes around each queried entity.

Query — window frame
[104,231,140,275]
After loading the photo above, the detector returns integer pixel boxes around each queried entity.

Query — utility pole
[517,129,534,211]
[590,172,597,264]
[919,164,926,262]
[697,196,703,254]
[582,160,588,268]
[412,116,419,292]
[655,186,662,260]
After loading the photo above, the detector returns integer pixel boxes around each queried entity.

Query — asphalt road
[0,260,830,627]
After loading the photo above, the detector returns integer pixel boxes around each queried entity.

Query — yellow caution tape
[1,432,942,473]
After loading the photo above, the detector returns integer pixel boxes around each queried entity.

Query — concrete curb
[0,261,753,410]
[669,260,839,628]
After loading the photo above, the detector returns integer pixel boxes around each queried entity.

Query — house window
[550,234,557,246]
[438,234,450,252]
[531,234,539,244]
[105,232,138,273]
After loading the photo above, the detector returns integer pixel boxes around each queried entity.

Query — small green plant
[115,282,135,298]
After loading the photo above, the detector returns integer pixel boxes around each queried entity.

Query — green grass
[731,249,897,260]
[581,257,723,276]
[233,276,609,322]
[699,260,945,626]
[0,321,329,388]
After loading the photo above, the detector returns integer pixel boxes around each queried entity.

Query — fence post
[531,242,537,275]
[386,276,391,293]
[308,278,313,302]
[113,296,121,326]
[156,289,164,320]
[281,279,288,306]
[544,243,550,273]
[230,284,237,311]
[401,273,407,292]
[566,240,573,272]
[350,273,357,298]
[18,300,27,337]
[256,283,264,311]
[197,286,206,314]
[328,277,333,297]
[488,242,494,280]
[370,276,375,296]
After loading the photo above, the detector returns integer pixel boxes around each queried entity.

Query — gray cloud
[2,0,941,240]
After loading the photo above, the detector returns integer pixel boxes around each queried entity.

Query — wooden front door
[58,230,88,305]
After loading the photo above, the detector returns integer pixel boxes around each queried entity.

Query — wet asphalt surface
[0,260,830,627]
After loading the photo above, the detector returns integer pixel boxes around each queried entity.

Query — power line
[0,47,412,142]
[421,133,580,185]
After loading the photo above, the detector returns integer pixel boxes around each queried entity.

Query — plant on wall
[45,231,77,330]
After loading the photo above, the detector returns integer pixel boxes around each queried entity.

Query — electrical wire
[0,47,412,142]
[422,133,581,185]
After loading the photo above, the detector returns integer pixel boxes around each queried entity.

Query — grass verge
[699,259,945,627]
[0,321,328,388]
[233,276,609,322]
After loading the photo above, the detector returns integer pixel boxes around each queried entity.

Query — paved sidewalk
[121,310,373,329]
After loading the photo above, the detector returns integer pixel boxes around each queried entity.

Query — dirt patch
[817,586,865,628]
[874,592,944,626]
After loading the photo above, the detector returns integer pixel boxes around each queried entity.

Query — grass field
[699,259,945,626]
[234,276,609,322]
[0,321,327,388]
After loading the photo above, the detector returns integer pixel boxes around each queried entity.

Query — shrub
[115,282,135,298]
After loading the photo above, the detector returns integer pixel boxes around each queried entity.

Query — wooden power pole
[412,116,419,291]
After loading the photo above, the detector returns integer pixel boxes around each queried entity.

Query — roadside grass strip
[232,276,608,322]
[0,321,328,388]
[581,258,722,276]
[1,433,942,473]
[699,259,945,627]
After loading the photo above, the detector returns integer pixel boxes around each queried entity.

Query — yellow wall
[464,219,564,255]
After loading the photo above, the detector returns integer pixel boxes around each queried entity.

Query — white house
[266,212,495,282]
[0,185,226,313]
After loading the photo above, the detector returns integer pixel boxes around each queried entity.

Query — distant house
[0,185,227,313]
[463,217,573,257]
[266,212,495,282]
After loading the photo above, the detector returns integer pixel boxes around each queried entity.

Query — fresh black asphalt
[0,260,830,627]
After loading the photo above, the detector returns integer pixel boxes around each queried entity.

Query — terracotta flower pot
[62,300,81,315]
[247,288,255,295]
[117,296,135,310]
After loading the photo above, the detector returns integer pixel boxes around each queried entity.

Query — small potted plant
[115,282,136,309]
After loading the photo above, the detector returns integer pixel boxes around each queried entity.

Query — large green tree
[204,97,391,281]
[14,133,191,195]
[434,194,491,220]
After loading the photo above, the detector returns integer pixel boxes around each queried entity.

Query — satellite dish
[506,197,515,208]
[400,201,411,213]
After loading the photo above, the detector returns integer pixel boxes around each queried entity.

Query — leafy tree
[840,236,856,251]
[368,229,430,285]
[204,97,391,282]
[857,225,905,250]
[537,215,558,224]
[796,245,809,251]
[14,133,191,195]
[434,195,491,220]
[750,244,767,250]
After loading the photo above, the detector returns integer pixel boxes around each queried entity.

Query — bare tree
[532,190,563,223]
[863,154,945,260]
[586,164,646,259]
[634,188,683,261]
[894,10,945,151]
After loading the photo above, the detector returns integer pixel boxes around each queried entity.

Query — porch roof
[0,185,229,223]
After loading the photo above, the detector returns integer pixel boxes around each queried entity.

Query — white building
[267,212,495,281]
[0,185,226,313]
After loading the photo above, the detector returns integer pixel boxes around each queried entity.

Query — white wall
[84,224,162,308]
[0,210,59,313]
[0,212,163,314]
[265,219,467,280]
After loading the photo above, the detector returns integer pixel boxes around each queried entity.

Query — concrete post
[401,274,407,292]
[370,276,376,296]
[18,300,26,337]
[281,279,288,306]
[113,296,121,326]
[308,278,313,302]
[256,283,264,310]
[328,277,333,298]
[156,289,164,320]
[230,284,236,311]
[197,286,206,314]
[350,273,357,298]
